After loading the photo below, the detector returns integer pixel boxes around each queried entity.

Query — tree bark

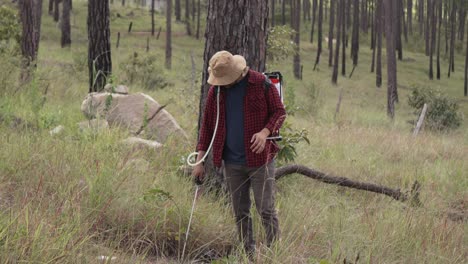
[175,0,181,21]
[49,0,54,15]
[385,0,397,118]
[293,0,302,79]
[19,0,42,83]
[351,0,359,66]
[429,0,436,80]
[448,2,456,78]
[271,0,276,27]
[465,20,468,96]
[328,0,336,67]
[87,0,112,93]
[166,0,172,69]
[196,0,200,39]
[282,0,286,25]
[311,0,318,42]
[341,0,346,76]
[54,0,60,22]
[332,0,342,84]
[376,0,383,87]
[396,0,403,60]
[151,0,155,36]
[408,0,413,35]
[61,0,71,47]
[436,0,442,80]
[314,0,324,70]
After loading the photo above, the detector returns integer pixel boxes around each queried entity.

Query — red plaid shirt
[197,70,286,168]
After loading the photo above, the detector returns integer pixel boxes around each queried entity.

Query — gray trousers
[224,161,279,252]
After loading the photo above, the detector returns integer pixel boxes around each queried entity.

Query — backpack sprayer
[182,72,284,259]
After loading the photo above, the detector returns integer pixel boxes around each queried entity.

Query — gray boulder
[81,92,187,143]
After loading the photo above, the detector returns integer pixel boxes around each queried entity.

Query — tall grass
[0,1,466,263]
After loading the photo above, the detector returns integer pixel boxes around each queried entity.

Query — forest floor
[0,1,467,263]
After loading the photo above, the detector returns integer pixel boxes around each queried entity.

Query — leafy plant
[267,25,297,62]
[0,6,20,54]
[276,121,309,165]
[120,52,171,90]
[408,86,462,131]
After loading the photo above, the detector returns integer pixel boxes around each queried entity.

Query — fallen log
[275,164,421,205]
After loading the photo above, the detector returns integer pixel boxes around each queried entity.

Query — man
[192,50,286,255]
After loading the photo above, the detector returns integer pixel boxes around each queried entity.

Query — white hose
[187,86,221,167]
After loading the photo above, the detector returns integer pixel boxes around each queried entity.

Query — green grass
[0,1,467,263]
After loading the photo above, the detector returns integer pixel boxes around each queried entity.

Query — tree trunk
[419,0,424,36]
[198,0,269,187]
[293,0,301,79]
[425,0,431,55]
[311,0,317,42]
[87,0,112,93]
[408,0,413,35]
[376,0,382,87]
[328,0,335,67]
[436,0,442,80]
[61,0,71,47]
[341,0,346,76]
[122,0,125,6]
[282,0,286,25]
[54,0,60,22]
[458,8,466,41]
[49,0,54,15]
[396,0,403,60]
[402,0,408,42]
[19,0,42,83]
[448,2,456,78]
[151,0,155,36]
[429,0,436,80]
[196,0,200,39]
[332,0,342,84]
[351,0,359,66]
[465,23,468,96]
[166,0,172,69]
[385,0,397,118]
[314,0,324,70]
[272,0,276,27]
[184,0,192,36]
[175,0,181,21]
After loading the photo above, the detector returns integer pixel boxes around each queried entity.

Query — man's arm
[264,82,286,135]
[196,87,216,152]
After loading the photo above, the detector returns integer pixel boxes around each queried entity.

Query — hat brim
[207,55,247,86]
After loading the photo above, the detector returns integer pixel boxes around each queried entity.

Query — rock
[122,137,162,150]
[49,125,65,135]
[81,92,187,143]
[104,84,129,94]
[78,119,109,132]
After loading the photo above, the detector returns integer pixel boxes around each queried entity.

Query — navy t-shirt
[223,76,248,165]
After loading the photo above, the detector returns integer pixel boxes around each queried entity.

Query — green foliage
[267,25,297,62]
[120,52,171,90]
[0,6,20,54]
[276,121,309,165]
[408,86,462,131]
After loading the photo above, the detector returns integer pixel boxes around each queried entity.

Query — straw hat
[207,51,248,86]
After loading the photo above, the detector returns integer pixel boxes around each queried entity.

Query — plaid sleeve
[196,86,216,151]
[265,82,286,135]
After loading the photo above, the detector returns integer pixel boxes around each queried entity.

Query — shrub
[0,6,20,54]
[120,52,171,90]
[408,86,462,131]
[267,25,297,62]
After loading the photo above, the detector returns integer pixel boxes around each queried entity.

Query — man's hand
[250,128,270,154]
[192,164,205,182]
[191,151,206,183]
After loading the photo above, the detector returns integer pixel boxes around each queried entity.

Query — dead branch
[275,164,421,204]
